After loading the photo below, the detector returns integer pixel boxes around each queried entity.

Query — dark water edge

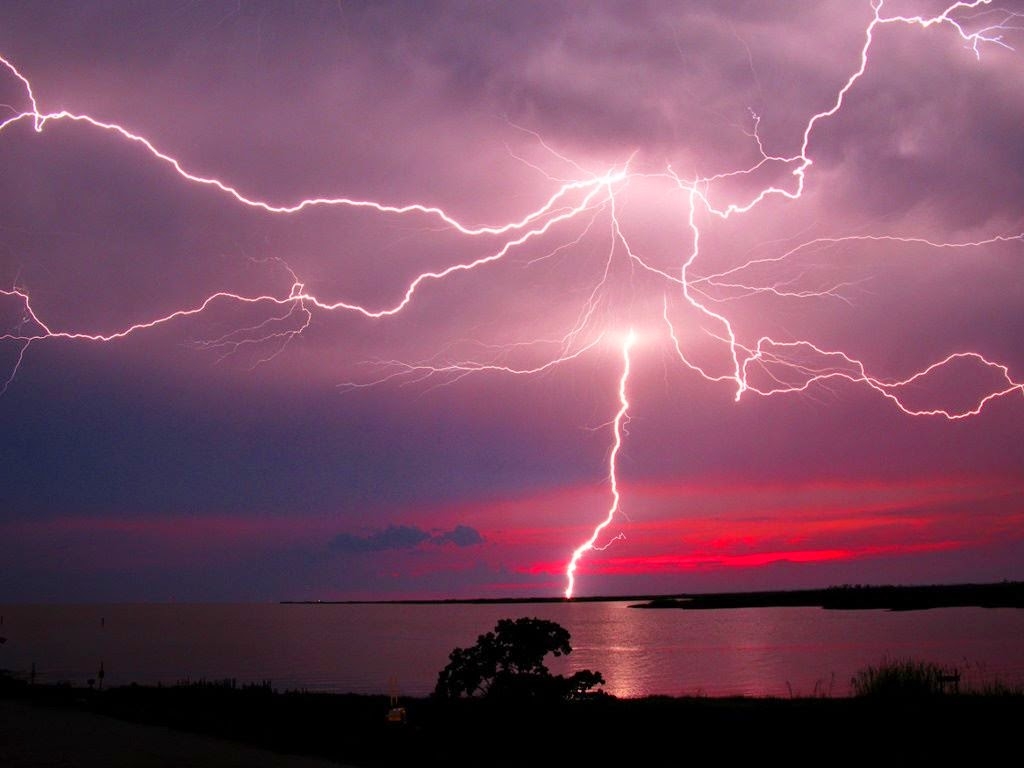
[3,676,1023,766]
[283,580,1024,611]
[630,580,1024,611]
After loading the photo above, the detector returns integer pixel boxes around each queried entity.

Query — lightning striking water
[565,331,635,599]
[2,1,1023,597]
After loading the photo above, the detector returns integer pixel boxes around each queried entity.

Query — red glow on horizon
[521,540,966,578]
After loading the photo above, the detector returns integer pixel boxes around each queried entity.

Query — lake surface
[1,602,1022,698]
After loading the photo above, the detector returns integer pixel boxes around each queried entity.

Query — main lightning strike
[564,331,635,599]
[1,1,1023,597]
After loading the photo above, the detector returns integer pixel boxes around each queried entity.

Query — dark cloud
[330,525,430,553]
[329,524,484,554]
[432,524,485,548]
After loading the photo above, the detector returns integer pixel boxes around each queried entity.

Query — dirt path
[0,699,349,768]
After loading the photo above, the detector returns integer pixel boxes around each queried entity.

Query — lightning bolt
[565,331,635,599]
[1,1,1023,598]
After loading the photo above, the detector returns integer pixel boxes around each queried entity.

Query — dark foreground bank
[0,697,344,768]
[2,676,1023,767]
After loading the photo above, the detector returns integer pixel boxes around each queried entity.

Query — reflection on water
[1,602,1021,698]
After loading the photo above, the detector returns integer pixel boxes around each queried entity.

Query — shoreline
[631,580,1024,611]
[3,676,1022,766]
[278,579,1024,611]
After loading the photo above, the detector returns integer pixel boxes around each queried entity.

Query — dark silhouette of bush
[434,617,604,700]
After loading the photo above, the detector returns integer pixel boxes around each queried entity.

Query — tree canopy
[433,617,605,701]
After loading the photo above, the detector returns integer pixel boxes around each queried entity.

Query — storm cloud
[329,524,485,554]
[0,1,1021,601]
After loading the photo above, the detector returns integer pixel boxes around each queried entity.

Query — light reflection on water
[1,602,1021,698]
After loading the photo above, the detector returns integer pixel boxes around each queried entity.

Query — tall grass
[851,658,956,697]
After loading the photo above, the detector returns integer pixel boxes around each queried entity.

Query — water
[1,602,1022,698]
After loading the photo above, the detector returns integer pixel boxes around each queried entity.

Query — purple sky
[1,1,1022,602]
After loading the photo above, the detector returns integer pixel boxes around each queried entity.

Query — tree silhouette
[434,617,604,700]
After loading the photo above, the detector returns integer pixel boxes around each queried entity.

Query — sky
[1,0,1022,602]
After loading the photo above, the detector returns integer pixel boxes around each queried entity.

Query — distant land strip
[281,580,1024,611]
[630,581,1024,611]
[281,595,647,605]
